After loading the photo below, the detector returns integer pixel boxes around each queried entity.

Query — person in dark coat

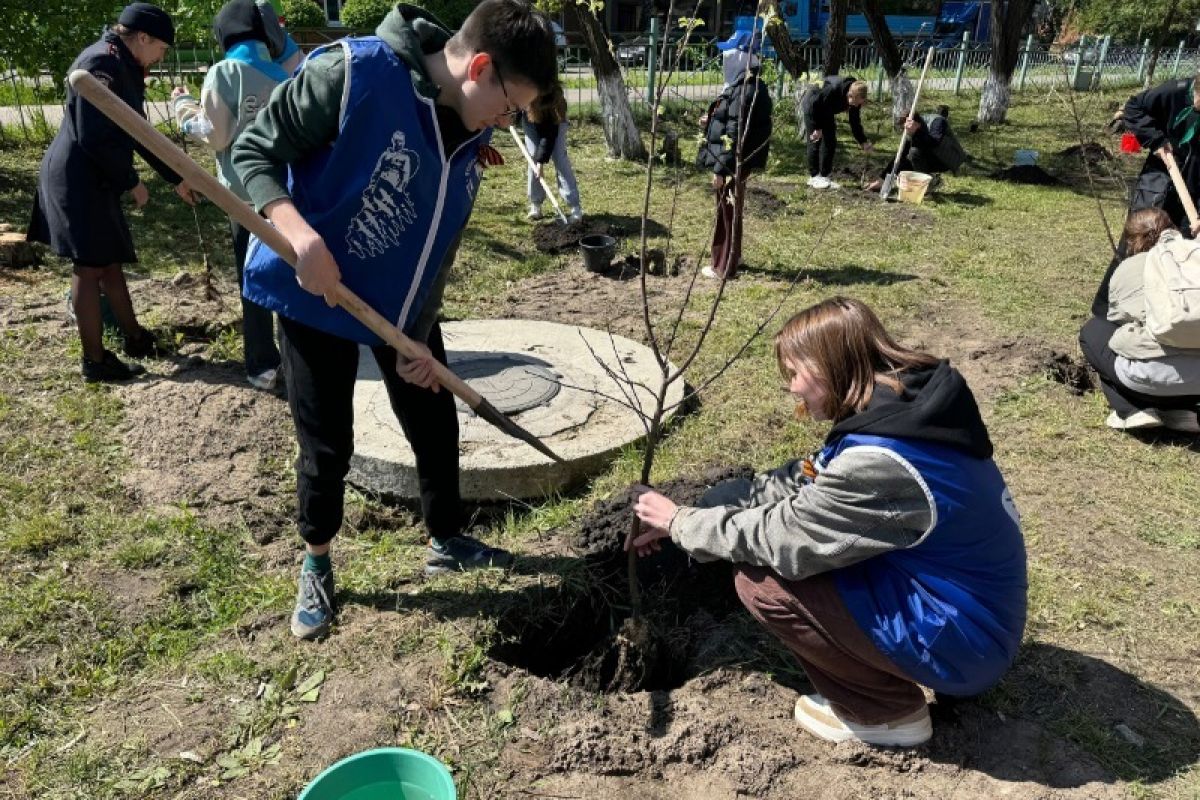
[697,31,773,280]
[1089,75,1200,321]
[801,75,873,190]
[866,105,967,193]
[28,3,196,382]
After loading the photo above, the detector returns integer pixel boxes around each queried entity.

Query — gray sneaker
[290,569,335,640]
[425,535,513,576]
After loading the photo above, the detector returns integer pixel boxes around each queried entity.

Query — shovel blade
[472,397,566,463]
[879,173,896,200]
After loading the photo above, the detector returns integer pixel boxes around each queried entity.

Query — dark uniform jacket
[1090,78,1200,316]
[28,31,181,265]
[801,75,866,144]
[1125,77,1200,228]
[697,68,774,177]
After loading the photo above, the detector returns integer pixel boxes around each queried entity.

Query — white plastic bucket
[896,171,932,204]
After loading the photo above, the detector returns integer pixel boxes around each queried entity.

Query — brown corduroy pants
[733,564,927,725]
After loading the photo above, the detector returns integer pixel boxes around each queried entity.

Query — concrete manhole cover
[447,353,561,415]
[349,319,684,500]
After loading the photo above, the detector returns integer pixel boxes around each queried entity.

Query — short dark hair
[448,0,559,93]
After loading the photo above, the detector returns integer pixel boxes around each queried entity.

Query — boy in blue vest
[232,0,558,640]
[629,297,1027,747]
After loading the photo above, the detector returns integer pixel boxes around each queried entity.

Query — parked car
[616,26,706,67]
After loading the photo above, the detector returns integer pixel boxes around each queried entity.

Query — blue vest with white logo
[243,37,488,345]
[826,433,1028,696]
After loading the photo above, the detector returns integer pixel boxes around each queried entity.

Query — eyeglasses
[492,61,522,122]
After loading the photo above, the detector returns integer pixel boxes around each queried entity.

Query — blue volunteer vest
[243,37,488,345]
[825,433,1028,696]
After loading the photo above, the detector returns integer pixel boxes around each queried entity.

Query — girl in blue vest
[630,296,1027,747]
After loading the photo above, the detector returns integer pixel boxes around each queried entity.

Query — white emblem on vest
[345,131,421,260]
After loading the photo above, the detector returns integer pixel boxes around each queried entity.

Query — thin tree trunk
[860,0,912,123]
[569,1,647,160]
[1145,0,1180,88]
[977,0,1035,123]
[824,0,848,76]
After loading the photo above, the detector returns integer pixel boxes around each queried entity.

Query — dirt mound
[966,340,1094,396]
[990,165,1060,185]
[531,213,669,254]
[118,360,295,539]
[1058,142,1113,166]
[746,185,789,218]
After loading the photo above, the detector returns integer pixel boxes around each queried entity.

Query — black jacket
[520,113,561,163]
[1125,78,1200,228]
[28,31,181,264]
[696,69,773,177]
[829,360,994,459]
[907,113,965,173]
[801,75,866,144]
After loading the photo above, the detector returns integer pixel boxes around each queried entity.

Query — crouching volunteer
[231,0,559,640]
[628,296,1028,747]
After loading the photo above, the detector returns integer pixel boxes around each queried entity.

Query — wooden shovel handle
[1161,149,1200,230]
[68,69,487,409]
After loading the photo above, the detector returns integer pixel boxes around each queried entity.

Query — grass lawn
[0,82,1197,799]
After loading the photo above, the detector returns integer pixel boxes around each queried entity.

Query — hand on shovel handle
[68,68,565,464]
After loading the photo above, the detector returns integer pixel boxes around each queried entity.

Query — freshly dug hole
[491,466,754,693]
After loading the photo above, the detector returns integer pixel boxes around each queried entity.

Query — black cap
[214,0,286,58]
[118,3,175,46]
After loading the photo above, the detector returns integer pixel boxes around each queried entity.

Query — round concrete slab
[349,319,684,501]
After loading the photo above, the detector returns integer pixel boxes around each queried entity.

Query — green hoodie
[232,4,464,214]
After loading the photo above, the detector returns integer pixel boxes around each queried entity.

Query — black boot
[82,350,145,383]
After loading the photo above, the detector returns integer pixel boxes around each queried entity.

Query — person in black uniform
[801,76,873,190]
[28,3,195,382]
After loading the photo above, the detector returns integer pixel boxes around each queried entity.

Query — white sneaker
[527,204,543,220]
[1105,409,1162,430]
[794,694,932,747]
[567,206,583,223]
[248,368,278,392]
[1158,409,1200,433]
[806,175,819,187]
[825,179,842,190]
[809,176,831,190]
[700,265,720,279]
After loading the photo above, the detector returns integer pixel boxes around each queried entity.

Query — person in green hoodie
[231,0,559,640]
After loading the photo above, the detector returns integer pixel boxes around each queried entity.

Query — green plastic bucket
[297,748,456,800]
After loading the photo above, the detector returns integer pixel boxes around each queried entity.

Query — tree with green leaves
[0,1,121,86]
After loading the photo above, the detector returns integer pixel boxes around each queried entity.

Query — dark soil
[531,213,670,254]
[745,185,789,218]
[1058,142,1113,166]
[990,164,1061,185]
[490,465,756,693]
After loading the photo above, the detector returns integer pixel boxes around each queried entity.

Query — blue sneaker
[425,535,513,576]
[290,568,335,640]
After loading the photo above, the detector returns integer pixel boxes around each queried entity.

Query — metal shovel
[881,46,936,201]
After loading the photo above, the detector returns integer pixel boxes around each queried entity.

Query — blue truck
[749,1,991,45]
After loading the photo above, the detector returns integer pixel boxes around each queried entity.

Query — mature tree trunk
[977,0,1036,123]
[860,0,913,124]
[761,0,808,79]
[1144,0,1180,88]
[569,1,647,160]
[823,0,848,76]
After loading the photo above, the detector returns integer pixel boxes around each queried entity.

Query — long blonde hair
[774,297,938,421]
